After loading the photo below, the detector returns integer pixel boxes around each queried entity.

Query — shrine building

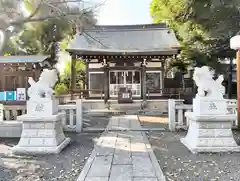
[66,23,181,102]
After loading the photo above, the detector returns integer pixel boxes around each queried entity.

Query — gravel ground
[0,132,101,181]
[146,130,240,181]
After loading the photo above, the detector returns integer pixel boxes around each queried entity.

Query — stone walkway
[77,115,166,181]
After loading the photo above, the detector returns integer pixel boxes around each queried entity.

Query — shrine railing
[1,99,83,132]
[168,99,238,131]
[147,88,194,99]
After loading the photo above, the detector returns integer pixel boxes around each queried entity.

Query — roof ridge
[85,23,169,32]
[86,27,170,33]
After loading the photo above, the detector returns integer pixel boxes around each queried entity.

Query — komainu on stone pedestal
[12,69,71,154]
[181,66,240,153]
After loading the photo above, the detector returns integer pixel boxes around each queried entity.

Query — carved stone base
[193,98,227,116]
[27,97,58,116]
[12,113,71,154]
[181,112,240,154]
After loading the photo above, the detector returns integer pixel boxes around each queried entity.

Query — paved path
[77,115,166,181]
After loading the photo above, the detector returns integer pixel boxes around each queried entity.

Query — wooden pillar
[142,59,147,101]
[85,60,89,90]
[103,59,109,103]
[34,65,42,81]
[70,54,77,100]
[2,75,5,91]
[227,58,233,99]
[161,60,165,91]
[18,75,24,88]
[236,50,240,127]
[25,76,28,91]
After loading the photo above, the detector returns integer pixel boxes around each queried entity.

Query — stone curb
[83,128,166,132]
[76,131,105,181]
[142,131,166,181]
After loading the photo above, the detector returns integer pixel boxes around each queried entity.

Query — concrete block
[18,138,30,146]
[37,130,56,137]
[45,122,55,129]
[29,138,44,146]
[30,123,45,129]
[21,129,38,137]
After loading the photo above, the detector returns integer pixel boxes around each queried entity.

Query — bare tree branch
[0,0,103,55]
[11,11,86,25]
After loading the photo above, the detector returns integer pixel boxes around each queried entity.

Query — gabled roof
[67,23,180,56]
[0,55,48,63]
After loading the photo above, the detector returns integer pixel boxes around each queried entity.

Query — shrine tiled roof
[0,55,48,63]
[67,23,180,56]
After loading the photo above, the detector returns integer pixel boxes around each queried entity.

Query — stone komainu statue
[193,66,225,99]
[27,69,58,100]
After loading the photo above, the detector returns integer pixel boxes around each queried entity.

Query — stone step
[110,102,143,110]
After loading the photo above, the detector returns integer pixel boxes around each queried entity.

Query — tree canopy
[150,0,240,69]
[0,0,98,56]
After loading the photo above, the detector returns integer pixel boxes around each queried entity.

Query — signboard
[0,89,26,101]
[0,92,5,101]
[5,91,16,101]
[122,93,129,99]
[16,88,26,101]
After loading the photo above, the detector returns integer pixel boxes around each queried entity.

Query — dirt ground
[147,130,240,181]
[138,115,168,129]
[0,132,101,181]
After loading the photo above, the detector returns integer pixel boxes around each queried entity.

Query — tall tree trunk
[0,30,10,55]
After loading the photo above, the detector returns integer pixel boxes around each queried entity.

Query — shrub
[55,83,68,95]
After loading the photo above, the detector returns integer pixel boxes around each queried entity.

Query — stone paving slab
[132,155,156,177]
[133,178,158,181]
[76,115,166,181]
[87,155,113,177]
[113,152,131,165]
[109,165,132,181]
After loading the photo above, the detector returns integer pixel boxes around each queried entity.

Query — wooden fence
[168,99,238,131]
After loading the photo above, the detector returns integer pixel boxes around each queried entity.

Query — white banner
[16,88,26,101]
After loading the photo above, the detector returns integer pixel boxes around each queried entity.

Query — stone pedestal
[12,98,70,155]
[181,112,240,154]
[12,113,70,154]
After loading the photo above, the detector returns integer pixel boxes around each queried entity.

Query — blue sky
[89,0,152,25]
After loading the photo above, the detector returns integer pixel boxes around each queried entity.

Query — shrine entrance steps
[83,113,166,133]
[83,100,168,132]
[110,101,143,114]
